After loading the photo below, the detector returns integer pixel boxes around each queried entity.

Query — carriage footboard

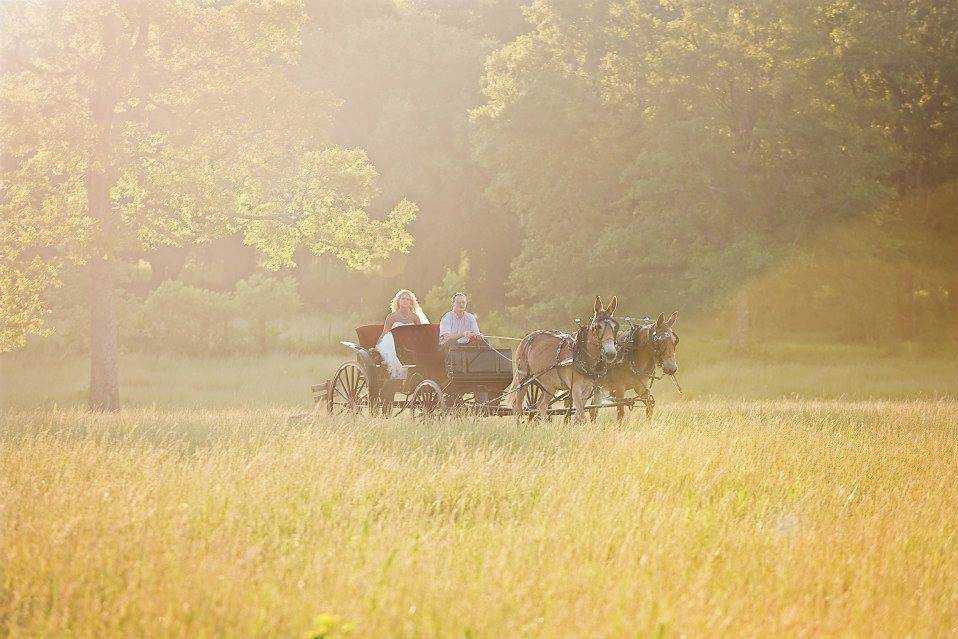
[311,381,332,407]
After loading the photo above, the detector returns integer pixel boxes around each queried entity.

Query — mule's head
[589,296,620,363]
[647,311,679,374]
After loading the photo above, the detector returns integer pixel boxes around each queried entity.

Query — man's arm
[454,314,480,345]
[439,313,454,343]
[471,313,481,335]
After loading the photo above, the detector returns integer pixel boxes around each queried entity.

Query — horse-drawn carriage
[312,323,515,419]
[312,300,679,421]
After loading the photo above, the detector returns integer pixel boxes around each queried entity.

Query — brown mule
[604,312,678,419]
[510,296,619,422]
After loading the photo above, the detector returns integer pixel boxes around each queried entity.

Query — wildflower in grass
[306,613,354,639]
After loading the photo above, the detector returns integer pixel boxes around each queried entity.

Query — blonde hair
[390,289,421,313]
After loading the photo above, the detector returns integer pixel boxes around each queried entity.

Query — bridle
[617,322,678,375]
[648,326,679,368]
[571,315,620,379]
[588,315,619,361]
[590,316,619,342]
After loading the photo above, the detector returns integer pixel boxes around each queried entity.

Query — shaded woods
[2,1,957,409]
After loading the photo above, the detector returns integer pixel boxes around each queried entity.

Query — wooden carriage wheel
[523,380,545,421]
[409,379,447,421]
[326,361,370,415]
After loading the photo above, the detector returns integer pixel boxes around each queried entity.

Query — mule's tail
[508,334,531,418]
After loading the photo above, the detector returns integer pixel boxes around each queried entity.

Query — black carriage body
[444,345,513,394]
[391,324,445,383]
[321,323,516,417]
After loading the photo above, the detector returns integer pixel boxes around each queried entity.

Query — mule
[604,312,678,419]
[510,296,619,422]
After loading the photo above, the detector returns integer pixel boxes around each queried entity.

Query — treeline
[142,0,958,342]
[471,0,958,340]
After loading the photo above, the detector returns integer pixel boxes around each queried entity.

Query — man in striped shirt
[439,292,481,346]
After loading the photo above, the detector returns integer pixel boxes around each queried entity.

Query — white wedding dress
[376,310,429,379]
[377,322,412,379]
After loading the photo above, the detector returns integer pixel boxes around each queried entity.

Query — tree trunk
[89,254,120,412]
[86,19,119,411]
[87,155,120,411]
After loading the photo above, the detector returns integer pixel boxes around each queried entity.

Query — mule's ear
[607,296,617,315]
[656,312,665,328]
[594,296,603,315]
[666,311,677,327]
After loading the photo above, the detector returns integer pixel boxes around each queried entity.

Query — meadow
[2,343,958,636]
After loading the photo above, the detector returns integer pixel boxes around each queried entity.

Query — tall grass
[2,402,957,636]
[2,342,957,635]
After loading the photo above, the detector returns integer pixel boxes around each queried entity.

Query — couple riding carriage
[319,289,679,421]
[376,289,482,380]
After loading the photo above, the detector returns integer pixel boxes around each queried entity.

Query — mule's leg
[570,380,588,423]
[510,376,527,423]
[635,378,654,419]
[536,392,551,422]
[559,370,576,423]
[612,387,625,420]
[584,382,599,422]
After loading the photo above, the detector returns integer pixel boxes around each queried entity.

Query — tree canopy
[472,0,912,319]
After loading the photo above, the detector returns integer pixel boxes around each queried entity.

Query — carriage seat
[355,324,385,350]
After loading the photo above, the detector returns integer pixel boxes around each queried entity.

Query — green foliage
[423,253,473,321]
[3,0,957,354]
[470,0,953,327]
[126,281,235,355]
[233,274,301,351]
[305,613,354,639]
[119,275,310,355]
[0,258,58,351]
[832,1,958,192]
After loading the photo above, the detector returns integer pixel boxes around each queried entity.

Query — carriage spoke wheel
[327,361,370,415]
[524,381,545,422]
[409,380,447,422]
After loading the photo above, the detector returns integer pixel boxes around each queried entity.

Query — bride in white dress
[377,289,429,379]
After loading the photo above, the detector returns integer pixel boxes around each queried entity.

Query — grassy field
[2,344,958,636]
[3,402,958,636]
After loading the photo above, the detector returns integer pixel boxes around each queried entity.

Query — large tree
[0,0,416,410]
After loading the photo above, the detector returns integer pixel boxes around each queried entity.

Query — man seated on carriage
[439,292,482,348]
[440,292,494,405]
